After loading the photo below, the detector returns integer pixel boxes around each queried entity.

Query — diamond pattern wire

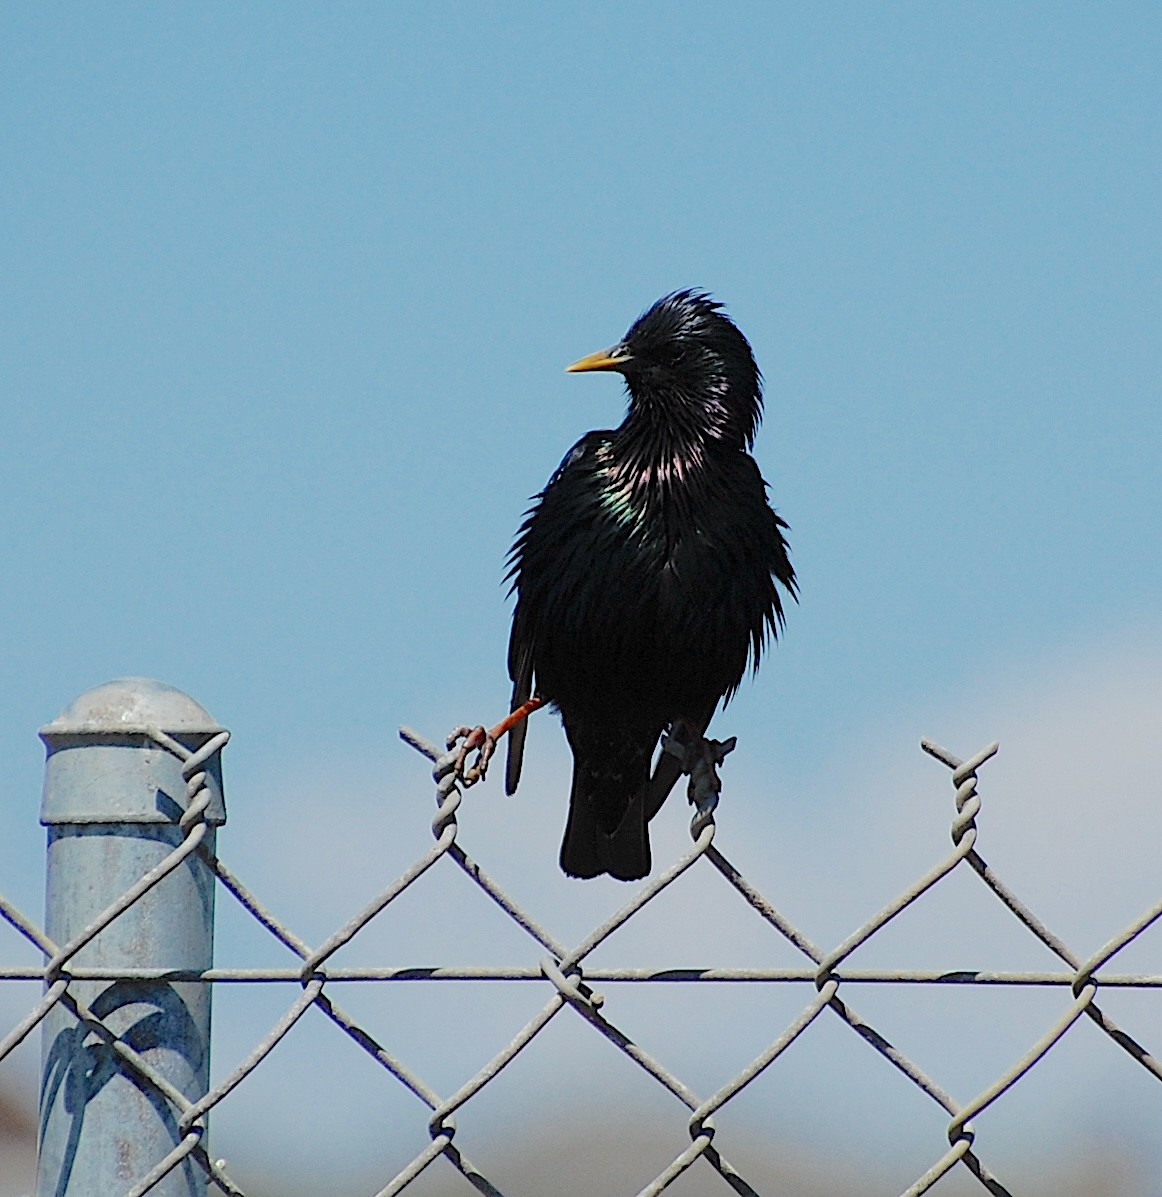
[2,722,1161,1196]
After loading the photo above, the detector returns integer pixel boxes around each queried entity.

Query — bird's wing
[505,633,534,795]
[504,431,613,796]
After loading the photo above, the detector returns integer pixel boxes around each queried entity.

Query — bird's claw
[662,727,737,814]
[446,724,497,787]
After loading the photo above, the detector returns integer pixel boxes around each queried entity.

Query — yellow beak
[565,346,632,374]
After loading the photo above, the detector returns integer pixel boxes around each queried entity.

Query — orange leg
[488,694,546,741]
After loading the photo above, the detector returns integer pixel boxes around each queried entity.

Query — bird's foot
[661,726,737,815]
[446,725,497,787]
[446,697,547,789]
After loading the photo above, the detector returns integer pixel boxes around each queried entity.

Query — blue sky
[1,5,1159,1192]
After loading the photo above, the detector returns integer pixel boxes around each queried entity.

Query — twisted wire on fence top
[0,722,1159,1197]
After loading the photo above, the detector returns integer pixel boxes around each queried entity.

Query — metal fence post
[36,679,227,1197]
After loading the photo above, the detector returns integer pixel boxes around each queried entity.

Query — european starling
[505,291,796,880]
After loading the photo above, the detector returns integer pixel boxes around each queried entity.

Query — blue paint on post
[37,679,227,1197]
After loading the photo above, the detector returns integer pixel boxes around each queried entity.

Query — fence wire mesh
[2,717,1161,1197]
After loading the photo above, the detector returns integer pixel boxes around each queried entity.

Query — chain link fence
[1,678,1160,1196]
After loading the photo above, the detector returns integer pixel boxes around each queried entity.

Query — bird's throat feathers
[610,376,744,509]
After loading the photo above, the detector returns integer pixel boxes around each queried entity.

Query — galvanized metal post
[37,679,227,1197]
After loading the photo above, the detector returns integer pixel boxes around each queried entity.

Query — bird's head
[567,290,763,449]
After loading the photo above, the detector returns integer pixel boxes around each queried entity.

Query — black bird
[505,291,796,880]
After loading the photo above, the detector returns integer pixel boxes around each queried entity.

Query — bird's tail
[560,775,650,881]
[559,729,655,881]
